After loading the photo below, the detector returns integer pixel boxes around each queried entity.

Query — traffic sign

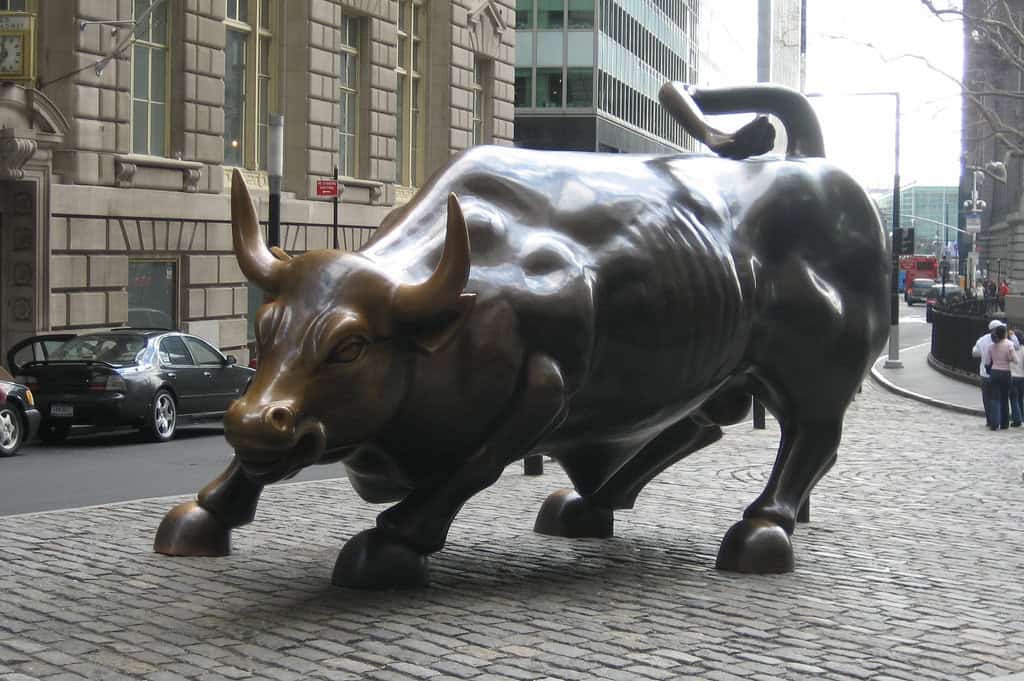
[966,212,982,234]
[316,179,339,196]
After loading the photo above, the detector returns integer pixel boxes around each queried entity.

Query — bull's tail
[659,82,825,160]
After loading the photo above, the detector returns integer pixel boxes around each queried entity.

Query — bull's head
[223,170,474,483]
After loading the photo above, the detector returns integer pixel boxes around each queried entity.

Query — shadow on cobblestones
[1,381,1022,681]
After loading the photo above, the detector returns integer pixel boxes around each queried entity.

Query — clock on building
[0,12,35,81]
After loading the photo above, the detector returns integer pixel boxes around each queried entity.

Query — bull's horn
[231,169,285,293]
[392,193,470,323]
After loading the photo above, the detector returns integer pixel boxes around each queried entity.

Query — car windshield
[47,334,147,366]
[914,279,935,289]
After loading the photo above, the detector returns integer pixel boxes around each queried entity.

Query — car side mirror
[224,355,238,366]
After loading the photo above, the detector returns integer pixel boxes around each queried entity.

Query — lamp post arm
[904,213,970,235]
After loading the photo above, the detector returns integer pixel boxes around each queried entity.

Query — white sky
[804,0,964,191]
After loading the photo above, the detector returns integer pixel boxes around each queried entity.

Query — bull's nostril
[266,405,293,432]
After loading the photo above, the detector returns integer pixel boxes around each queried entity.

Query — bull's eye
[328,338,367,364]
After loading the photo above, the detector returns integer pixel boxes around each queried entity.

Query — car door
[182,335,239,413]
[156,335,204,415]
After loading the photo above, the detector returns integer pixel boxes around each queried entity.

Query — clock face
[0,34,24,76]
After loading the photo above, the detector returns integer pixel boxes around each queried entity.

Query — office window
[536,67,562,108]
[566,67,591,107]
[567,0,593,28]
[472,59,492,145]
[224,0,275,169]
[396,0,425,186]
[538,0,563,29]
[515,0,533,29]
[515,68,533,107]
[339,13,361,177]
[128,260,177,330]
[0,0,27,9]
[132,0,168,156]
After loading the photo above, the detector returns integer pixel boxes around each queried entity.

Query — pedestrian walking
[1010,329,1024,427]
[974,319,1016,428]
[987,325,1018,430]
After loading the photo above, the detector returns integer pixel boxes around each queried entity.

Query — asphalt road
[0,424,345,516]
[0,302,931,516]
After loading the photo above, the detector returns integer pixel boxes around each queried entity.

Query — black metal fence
[930,298,1006,376]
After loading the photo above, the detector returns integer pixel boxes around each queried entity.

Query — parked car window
[48,334,146,366]
[183,337,224,366]
[159,336,194,366]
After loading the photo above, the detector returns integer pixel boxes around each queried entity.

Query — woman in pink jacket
[988,324,1019,430]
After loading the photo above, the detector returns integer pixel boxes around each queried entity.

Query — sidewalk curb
[870,358,985,417]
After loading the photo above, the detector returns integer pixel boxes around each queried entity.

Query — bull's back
[366,147,755,401]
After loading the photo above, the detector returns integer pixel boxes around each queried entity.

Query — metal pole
[884,93,903,369]
[267,113,284,250]
[524,454,544,476]
[333,165,340,249]
[943,202,949,301]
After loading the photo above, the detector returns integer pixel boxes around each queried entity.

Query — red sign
[316,179,339,196]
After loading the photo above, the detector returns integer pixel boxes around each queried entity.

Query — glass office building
[515,0,700,153]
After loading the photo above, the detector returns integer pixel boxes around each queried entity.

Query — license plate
[50,404,73,417]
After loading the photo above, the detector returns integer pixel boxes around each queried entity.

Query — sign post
[333,167,339,249]
[316,176,341,249]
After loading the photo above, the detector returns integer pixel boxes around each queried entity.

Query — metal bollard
[753,399,766,429]
[523,454,544,476]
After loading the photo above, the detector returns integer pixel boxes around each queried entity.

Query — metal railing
[930,299,1006,376]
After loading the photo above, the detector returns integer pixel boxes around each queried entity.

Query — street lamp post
[885,92,903,369]
[963,161,1007,296]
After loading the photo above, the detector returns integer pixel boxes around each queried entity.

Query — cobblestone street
[1,380,1022,681]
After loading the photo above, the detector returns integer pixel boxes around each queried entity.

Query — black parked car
[0,375,40,456]
[8,329,254,443]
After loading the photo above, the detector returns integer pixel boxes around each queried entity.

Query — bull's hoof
[154,501,231,556]
[534,488,613,538]
[332,528,429,590]
[715,518,793,573]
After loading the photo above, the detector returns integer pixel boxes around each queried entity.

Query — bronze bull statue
[155,84,889,589]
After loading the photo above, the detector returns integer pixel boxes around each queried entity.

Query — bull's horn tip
[231,168,247,192]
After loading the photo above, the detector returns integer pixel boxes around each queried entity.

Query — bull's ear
[410,293,476,354]
[270,246,292,261]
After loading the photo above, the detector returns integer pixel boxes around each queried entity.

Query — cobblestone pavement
[1,380,1023,681]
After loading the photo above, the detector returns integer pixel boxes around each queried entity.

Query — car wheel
[0,404,22,456]
[38,422,71,444]
[145,389,177,442]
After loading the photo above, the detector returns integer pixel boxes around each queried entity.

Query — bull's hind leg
[534,418,722,538]
[332,353,567,589]
[716,386,842,574]
[154,456,264,556]
[535,387,749,538]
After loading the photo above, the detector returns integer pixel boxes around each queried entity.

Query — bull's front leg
[332,353,567,590]
[154,456,264,556]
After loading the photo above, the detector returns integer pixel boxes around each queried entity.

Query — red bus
[899,255,938,292]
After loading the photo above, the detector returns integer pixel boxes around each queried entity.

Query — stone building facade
[960,0,1024,284]
[0,0,515,364]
